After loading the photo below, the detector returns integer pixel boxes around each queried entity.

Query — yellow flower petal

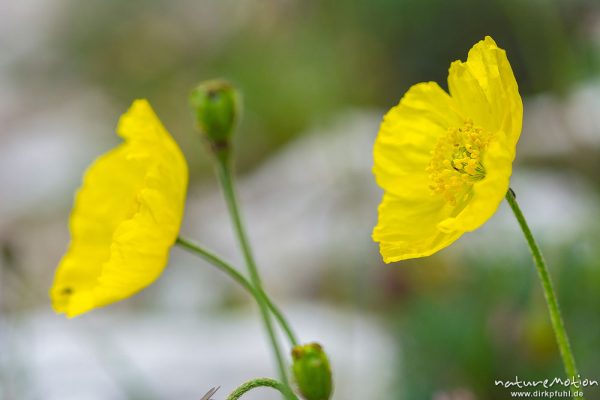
[50,99,188,317]
[448,36,522,149]
[372,82,465,262]
[373,193,463,263]
[373,82,463,198]
[373,36,522,262]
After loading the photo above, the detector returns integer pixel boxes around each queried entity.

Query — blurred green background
[1,0,600,399]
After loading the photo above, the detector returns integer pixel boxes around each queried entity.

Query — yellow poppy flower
[372,36,522,263]
[50,99,188,317]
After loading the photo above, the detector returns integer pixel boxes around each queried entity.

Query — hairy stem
[506,189,582,399]
[226,378,297,400]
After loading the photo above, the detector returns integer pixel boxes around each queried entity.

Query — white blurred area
[2,1,600,400]
[4,306,395,400]
[0,2,397,399]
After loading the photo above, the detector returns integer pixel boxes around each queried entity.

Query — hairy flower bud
[189,79,239,158]
[291,343,333,400]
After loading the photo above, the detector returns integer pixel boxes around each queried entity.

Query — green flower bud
[291,343,333,400]
[189,79,240,157]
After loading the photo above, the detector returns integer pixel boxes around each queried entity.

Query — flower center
[426,119,492,205]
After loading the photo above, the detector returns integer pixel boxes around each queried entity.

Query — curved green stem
[506,189,582,398]
[226,378,298,400]
[175,236,298,346]
[215,159,294,399]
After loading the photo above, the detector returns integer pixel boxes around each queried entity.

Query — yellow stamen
[427,119,492,205]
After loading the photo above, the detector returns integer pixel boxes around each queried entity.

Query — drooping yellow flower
[372,36,522,263]
[50,99,188,317]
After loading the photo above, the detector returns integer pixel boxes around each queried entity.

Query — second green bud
[292,342,333,400]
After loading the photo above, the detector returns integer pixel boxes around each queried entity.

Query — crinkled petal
[372,82,465,262]
[373,82,463,197]
[373,193,463,263]
[50,99,188,317]
[448,36,523,150]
